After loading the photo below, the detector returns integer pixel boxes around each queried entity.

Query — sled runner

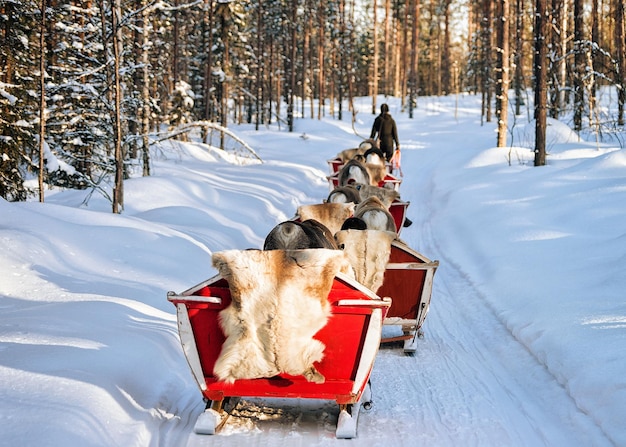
[167,249,391,439]
[378,240,439,353]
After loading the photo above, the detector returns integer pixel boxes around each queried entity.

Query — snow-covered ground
[1,94,624,447]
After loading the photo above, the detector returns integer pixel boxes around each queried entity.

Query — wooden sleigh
[167,250,391,439]
[378,240,439,353]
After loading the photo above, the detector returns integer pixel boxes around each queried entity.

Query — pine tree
[0,0,40,201]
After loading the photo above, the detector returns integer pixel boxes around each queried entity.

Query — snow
[1,94,624,447]
[0,83,18,106]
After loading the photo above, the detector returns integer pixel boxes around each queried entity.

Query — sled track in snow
[392,167,615,447]
[396,246,614,446]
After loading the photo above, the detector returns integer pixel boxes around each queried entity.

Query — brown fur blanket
[365,162,387,186]
[297,202,355,235]
[337,147,365,163]
[336,140,379,164]
[335,229,395,293]
[212,249,353,384]
[356,184,400,207]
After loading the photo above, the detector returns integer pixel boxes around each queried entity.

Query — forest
[1,0,625,211]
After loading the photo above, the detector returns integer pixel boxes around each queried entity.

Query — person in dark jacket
[370,103,400,161]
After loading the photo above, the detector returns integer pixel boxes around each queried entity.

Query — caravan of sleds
[167,138,439,438]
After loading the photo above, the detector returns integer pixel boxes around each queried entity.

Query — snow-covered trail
[395,110,613,447]
[176,104,614,447]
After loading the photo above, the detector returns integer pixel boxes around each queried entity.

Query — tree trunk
[112,0,124,212]
[496,0,510,147]
[269,33,275,123]
[384,0,391,95]
[317,0,325,120]
[203,0,214,123]
[347,0,355,117]
[256,1,263,130]
[393,5,402,97]
[99,0,113,119]
[616,0,625,125]
[306,6,314,119]
[573,0,585,131]
[288,0,297,131]
[549,0,560,118]
[514,0,524,116]
[534,0,548,167]
[588,0,598,128]
[441,0,451,95]
[481,0,493,123]
[172,0,180,85]
[408,0,420,118]
[372,0,378,114]
[141,0,151,176]
[428,1,438,96]
[558,0,568,108]
[38,0,46,203]
[399,2,408,106]
[338,0,345,121]
[126,0,141,161]
[219,5,230,146]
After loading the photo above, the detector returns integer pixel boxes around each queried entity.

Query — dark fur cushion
[264,219,338,250]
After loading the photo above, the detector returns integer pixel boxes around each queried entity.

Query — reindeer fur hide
[338,147,365,163]
[335,229,396,292]
[359,139,379,151]
[212,249,353,384]
[354,196,397,233]
[338,159,370,186]
[263,219,338,250]
[364,148,386,165]
[365,162,387,186]
[356,184,400,207]
[297,202,355,235]
[326,185,361,204]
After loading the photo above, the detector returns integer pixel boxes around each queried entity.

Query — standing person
[370,103,400,161]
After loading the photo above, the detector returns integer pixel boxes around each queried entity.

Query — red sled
[327,156,345,174]
[389,200,410,236]
[167,259,391,438]
[378,240,439,353]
